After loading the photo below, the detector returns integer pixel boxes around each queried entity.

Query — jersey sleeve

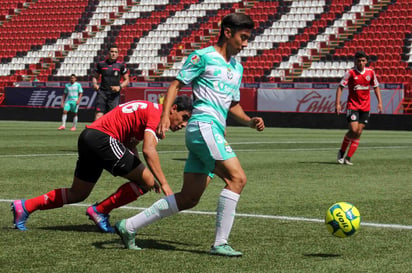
[233,61,243,102]
[121,63,128,75]
[144,103,161,141]
[176,51,205,85]
[94,62,101,75]
[339,70,351,87]
[77,83,84,93]
[64,84,69,94]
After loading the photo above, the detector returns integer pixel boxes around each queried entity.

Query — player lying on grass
[114,13,265,257]
[11,96,192,232]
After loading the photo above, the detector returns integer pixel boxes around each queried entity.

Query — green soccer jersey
[64,82,83,101]
[176,46,243,132]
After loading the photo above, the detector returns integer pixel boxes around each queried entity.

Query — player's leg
[94,92,106,120]
[12,176,96,231]
[209,157,246,257]
[115,126,214,249]
[71,103,79,131]
[12,129,104,230]
[58,107,69,130]
[345,112,368,164]
[106,94,120,113]
[85,134,154,232]
[338,110,358,164]
[92,163,151,216]
[115,172,209,249]
[337,131,351,164]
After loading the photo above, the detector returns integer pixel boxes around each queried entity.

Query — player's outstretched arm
[142,131,173,195]
[229,102,265,131]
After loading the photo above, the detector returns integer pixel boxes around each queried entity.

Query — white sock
[72,116,78,128]
[214,189,240,247]
[61,114,67,127]
[125,194,178,233]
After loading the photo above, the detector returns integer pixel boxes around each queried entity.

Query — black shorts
[95,91,120,114]
[75,128,141,183]
[346,109,370,125]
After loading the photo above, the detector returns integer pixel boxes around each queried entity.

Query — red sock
[24,188,69,213]
[340,135,352,153]
[347,139,360,158]
[95,182,144,214]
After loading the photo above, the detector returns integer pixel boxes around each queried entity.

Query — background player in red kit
[92,45,129,120]
[335,51,382,165]
[11,96,192,232]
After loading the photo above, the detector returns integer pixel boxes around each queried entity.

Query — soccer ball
[325,202,361,238]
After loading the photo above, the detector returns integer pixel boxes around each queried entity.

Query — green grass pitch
[0,121,411,273]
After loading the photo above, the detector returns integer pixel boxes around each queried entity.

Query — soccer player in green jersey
[115,13,265,256]
[58,74,83,131]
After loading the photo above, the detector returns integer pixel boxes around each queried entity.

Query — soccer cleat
[344,157,353,166]
[115,219,141,250]
[70,127,76,131]
[57,125,65,130]
[337,150,345,164]
[11,200,30,231]
[86,205,115,233]
[210,244,243,257]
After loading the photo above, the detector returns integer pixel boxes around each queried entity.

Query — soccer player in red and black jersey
[11,96,192,232]
[335,51,383,165]
[92,45,129,120]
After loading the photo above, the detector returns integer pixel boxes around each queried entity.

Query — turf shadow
[97,238,209,255]
[39,224,101,233]
[303,253,341,258]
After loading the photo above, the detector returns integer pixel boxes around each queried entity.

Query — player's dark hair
[354,51,368,60]
[174,95,193,112]
[217,13,254,44]
[70,74,76,78]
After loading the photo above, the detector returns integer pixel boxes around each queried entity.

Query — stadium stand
[0,0,411,105]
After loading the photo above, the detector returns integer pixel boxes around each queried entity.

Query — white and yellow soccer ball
[325,202,361,238]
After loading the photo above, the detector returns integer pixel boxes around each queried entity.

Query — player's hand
[152,181,161,194]
[93,84,99,91]
[377,104,383,114]
[156,115,170,139]
[111,86,121,92]
[160,183,174,196]
[335,104,341,115]
[249,117,265,131]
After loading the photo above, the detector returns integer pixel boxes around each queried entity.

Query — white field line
[1,145,412,158]
[1,199,411,230]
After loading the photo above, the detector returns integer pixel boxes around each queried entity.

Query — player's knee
[177,195,200,210]
[234,173,247,188]
[143,169,155,183]
[227,173,247,193]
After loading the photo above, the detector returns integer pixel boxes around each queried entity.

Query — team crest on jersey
[350,114,357,121]
[366,75,370,81]
[190,55,200,64]
[114,70,119,77]
[227,67,233,80]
